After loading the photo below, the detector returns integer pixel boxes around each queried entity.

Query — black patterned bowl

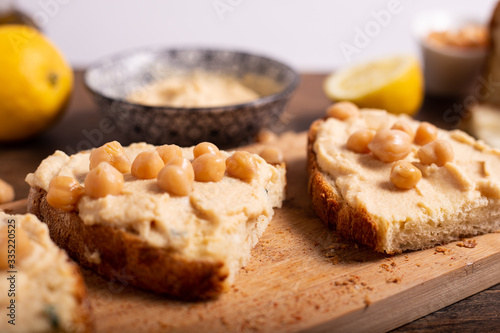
[84,48,299,147]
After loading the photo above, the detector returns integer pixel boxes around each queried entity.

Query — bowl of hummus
[84,48,299,147]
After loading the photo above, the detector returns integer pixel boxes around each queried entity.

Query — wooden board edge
[305,250,500,333]
[0,198,28,214]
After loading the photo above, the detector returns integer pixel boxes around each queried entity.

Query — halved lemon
[324,55,424,116]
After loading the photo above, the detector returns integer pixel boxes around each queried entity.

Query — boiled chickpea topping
[193,142,220,158]
[89,141,131,173]
[390,161,422,190]
[418,139,454,167]
[84,162,124,199]
[0,178,15,204]
[226,151,259,182]
[255,129,278,144]
[326,101,359,120]
[157,163,194,196]
[391,121,415,141]
[192,154,226,182]
[82,142,267,197]
[0,225,32,270]
[346,129,376,154]
[259,147,284,164]
[47,176,84,212]
[167,157,195,180]
[415,122,437,145]
[131,151,165,179]
[367,129,412,163]
[156,144,182,164]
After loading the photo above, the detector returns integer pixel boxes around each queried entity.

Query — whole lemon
[0,25,73,142]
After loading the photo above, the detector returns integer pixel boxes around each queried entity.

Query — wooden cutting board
[3,131,500,333]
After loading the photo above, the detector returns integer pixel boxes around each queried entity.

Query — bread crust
[28,186,228,300]
[307,119,385,252]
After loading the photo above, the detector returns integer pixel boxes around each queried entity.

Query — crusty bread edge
[307,119,387,253]
[27,186,228,300]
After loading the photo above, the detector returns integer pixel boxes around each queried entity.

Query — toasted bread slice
[0,212,93,333]
[26,143,286,299]
[308,110,500,254]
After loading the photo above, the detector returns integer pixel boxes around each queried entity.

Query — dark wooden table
[1,72,499,332]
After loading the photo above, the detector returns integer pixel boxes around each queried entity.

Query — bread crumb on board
[386,277,401,284]
[457,239,478,248]
[220,317,229,327]
[380,263,392,272]
[332,275,374,296]
[364,294,372,307]
[380,259,396,270]
[434,246,451,254]
[255,129,278,144]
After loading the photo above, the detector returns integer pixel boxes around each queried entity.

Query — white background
[15,0,499,71]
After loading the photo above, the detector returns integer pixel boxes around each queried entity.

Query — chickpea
[415,122,438,145]
[0,225,32,270]
[417,139,454,167]
[255,129,278,144]
[0,178,14,204]
[367,129,412,163]
[391,121,415,141]
[47,176,84,212]
[390,161,422,190]
[259,147,284,164]
[226,151,259,182]
[157,165,194,196]
[326,101,359,120]
[84,162,124,199]
[346,129,376,154]
[89,141,131,173]
[192,154,226,182]
[193,142,220,159]
[131,151,165,179]
[156,144,182,164]
[166,157,195,182]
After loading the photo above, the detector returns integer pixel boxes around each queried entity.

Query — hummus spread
[25,144,286,276]
[127,71,260,108]
[0,213,81,333]
[314,110,500,249]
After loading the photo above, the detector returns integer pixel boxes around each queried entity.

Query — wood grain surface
[1,72,500,332]
[3,131,500,332]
